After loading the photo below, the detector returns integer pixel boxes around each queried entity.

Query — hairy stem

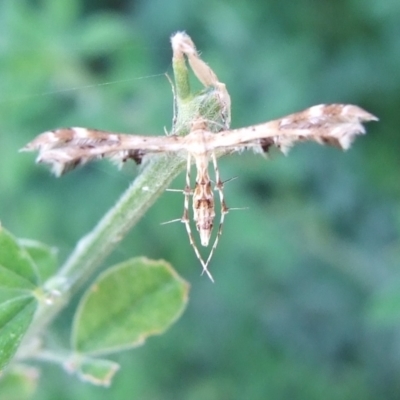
[25,154,186,339]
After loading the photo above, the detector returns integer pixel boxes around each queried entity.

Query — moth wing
[21,128,185,176]
[209,104,377,154]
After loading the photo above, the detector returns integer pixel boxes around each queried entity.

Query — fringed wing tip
[19,132,67,176]
[49,163,65,178]
[19,145,31,153]
[35,152,72,177]
[19,136,46,152]
[338,106,378,150]
[289,104,377,152]
[350,106,378,122]
[20,129,67,154]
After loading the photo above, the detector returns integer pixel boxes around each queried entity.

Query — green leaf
[0,297,37,371]
[72,257,189,355]
[18,239,58,283]
[0,364,40,400]
[64,355,119,387]
[0,228,40,371]
[0,227,39,290]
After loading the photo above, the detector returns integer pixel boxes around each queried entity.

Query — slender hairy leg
[201,152,229,273]
[180,154,215,282]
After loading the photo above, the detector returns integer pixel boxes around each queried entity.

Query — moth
[21,32,378,281]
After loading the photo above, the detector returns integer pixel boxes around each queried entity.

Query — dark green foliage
[1,0,399,398]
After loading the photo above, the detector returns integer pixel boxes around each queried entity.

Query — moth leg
[202,152,229,273]
[181,154,215,282]
[182,203,215,283]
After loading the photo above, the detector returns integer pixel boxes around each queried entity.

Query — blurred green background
[1,0,400,398]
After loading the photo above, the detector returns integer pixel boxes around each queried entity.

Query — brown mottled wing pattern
[21,104,377,177]
[21,127,186,176]
[210,104,377,154]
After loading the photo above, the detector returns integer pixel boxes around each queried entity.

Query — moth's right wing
[21,127,186,176]
[209,104,377,155]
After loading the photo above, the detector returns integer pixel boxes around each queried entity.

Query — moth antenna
[180,153,215,281]
[199,152,229,276]
[199,259,215,282]
[201,215,225,278]
[181,190,215,282]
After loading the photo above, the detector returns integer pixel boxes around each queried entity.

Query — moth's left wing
[208,104,377,154]
[21,127,185,176]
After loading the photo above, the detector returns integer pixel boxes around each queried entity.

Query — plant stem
[26,154,186,338]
